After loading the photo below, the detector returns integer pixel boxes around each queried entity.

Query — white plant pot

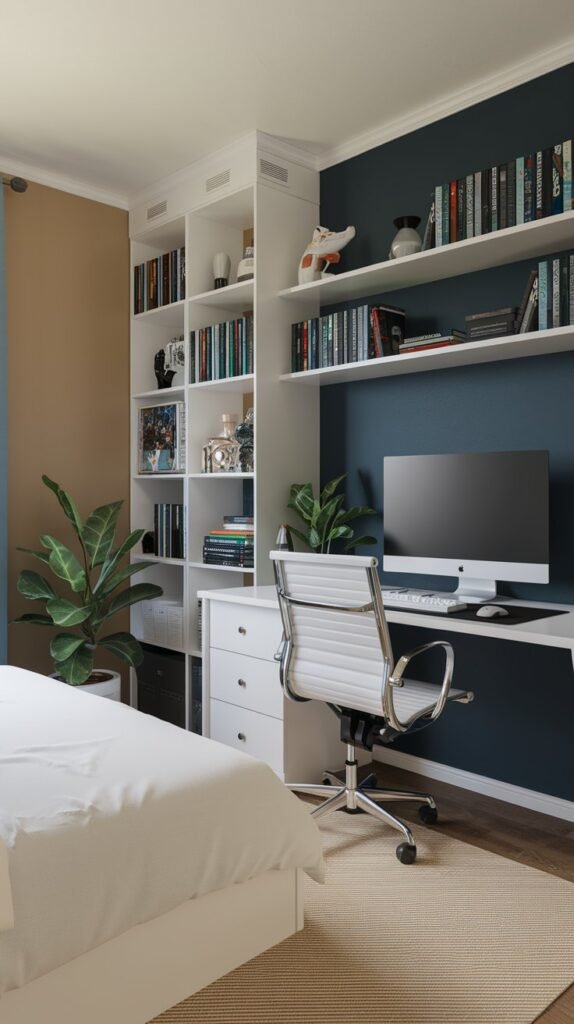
[53,669,122,701]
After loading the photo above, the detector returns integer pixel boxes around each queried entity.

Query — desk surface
[199,585,574,652]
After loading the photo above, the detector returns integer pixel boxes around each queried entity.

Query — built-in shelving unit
[129,134,320,728]
[280,325,574,386]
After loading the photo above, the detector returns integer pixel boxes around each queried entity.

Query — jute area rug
[152,813,574,1023]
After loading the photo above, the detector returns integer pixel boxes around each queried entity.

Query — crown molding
[317,38,574,171]
[0,153,128,209]
[255,131,319,171]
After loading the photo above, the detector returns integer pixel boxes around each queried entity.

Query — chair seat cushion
[393,679,468,726]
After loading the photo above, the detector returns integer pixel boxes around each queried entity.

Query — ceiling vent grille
[259,158,289,185]
[146,199,167,221]
[206,169,231,193]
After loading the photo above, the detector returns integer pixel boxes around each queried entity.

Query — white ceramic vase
[389,216,422,259]
[213,252,231,289]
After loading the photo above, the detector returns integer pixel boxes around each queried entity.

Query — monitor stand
[453,577,497,603]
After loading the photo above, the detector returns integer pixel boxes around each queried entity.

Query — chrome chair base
[288,745,437,864]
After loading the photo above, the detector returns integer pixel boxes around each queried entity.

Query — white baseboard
[373,747,574,823]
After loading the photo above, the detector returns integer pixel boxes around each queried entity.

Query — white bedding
[0,666,323,996]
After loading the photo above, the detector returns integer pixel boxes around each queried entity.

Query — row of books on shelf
[133,246,186,314]
[203,516,254,567]
[538,253,574,330]
[153,503,186,559]
[291,303,406,372]
[427,139,573,248]
[190,314,254,383]
[138,401,185,473]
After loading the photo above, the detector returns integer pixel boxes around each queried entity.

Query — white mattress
[0,666,323,996]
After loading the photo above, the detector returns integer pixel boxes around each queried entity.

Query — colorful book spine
[499,165,507,230]
[552,258,560,328]
[507,159,516,228]
[563,140,572,212]
[516,157,525,224]
[434,186,443,247]
[535,150,544,219]
[552,144,563,216]
[524,155,534,222]
[465,173,474,238]
[538,260,548,330]
[474,171,482,237]
[490,166,498,232]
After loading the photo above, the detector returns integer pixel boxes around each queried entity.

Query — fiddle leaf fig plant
[287,474,378,553]
[12,476,163,685]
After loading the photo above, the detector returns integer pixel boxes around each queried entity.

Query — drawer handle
[238,626,247,635]
[237,732,246,741]
[237,678,247,688]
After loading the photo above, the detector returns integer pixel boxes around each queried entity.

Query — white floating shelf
[188,279,254,309]
[188,374,254,393]
[132,299,185,325]
[188,472,255,480]
[131,553,186,566]
[278,210,574,305]
[133,473,186,480]
[188,561,254,574]
[280,325,574,386]
[132,385,186,400]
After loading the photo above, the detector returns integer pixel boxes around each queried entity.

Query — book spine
[538,260,548,331]
[552,258,560,328]
[473,171,482,237]
[535,150,544,219]
[465,173,474,238]
[490,166,498,232]
[560,254,569,327]
[552,144,563,216]
[563,140,572,212]
[519,277,538,334]
[524,155,534,222]
[456,179,465,240]
[351,308,357,362]
[449,181,457,243]
[421,199,436,250]
[499,165,507,230]
[570,255,574,325]
[153,504,158,556]
[481,169,490,234]
[507,159,516,228]
[434,187,442,246]
[515,156,524,225]
[343,309,348,366]
[441,183,449,244]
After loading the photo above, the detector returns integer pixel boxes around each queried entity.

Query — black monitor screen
[383,451,549,565]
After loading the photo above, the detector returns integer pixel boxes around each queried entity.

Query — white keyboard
[381,589,468,614]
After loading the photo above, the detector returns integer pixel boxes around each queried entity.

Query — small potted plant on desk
[285,474,378,552]
[12,476,163,699]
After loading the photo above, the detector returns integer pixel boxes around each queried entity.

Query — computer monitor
[383,450,549,601]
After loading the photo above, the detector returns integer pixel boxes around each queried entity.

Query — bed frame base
[2,867,304,1024]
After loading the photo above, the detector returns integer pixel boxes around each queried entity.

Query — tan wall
[5,183,130,690]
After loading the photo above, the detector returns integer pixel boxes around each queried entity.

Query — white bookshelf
[129,137,320,727]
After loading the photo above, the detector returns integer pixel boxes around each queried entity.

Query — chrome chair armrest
[389,640,455,723]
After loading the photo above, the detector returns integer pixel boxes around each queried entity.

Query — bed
[0,666,323,1024]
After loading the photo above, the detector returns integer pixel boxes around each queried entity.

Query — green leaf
[325,525,353,542]
[320,474,346,504]
[316,494,345,543]
[54,646,94,685]
[285,525,311,550]
[50,633,86,662]
[99,561,159,596]
[46,598,91,627]
[287,483,315,524]
[11,613,54,626]
[308,526,322,551]
[16,546,51,566]
[94,529,146,593]
[98,632,143,667]
[107,582,163,617]
[17,570,56,601]
[82,502,123,568]
[40,536,86,593]
[42,476,83,536]
[334,506,378,526]
[344,534,378,551]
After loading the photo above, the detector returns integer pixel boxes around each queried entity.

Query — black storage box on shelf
[137,643,185,728]
[465,306,517,340]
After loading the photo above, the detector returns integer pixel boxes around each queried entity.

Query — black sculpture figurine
[154,349,176,389]
[235,407,254,473]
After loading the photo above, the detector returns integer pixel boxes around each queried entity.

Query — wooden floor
[371,762,574,1023]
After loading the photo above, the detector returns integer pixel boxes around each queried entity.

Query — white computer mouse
[476,605,509,619]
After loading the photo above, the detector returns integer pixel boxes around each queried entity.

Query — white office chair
[271,550,474,863]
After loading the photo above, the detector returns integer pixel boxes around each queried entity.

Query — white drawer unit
[201,588,346,783]
[210,699,284,775]
[210,648,284,720]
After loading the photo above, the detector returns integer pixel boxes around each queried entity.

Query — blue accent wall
[319,64,574,801]
[0,192,6,664]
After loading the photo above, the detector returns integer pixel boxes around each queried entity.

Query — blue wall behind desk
[319,64,574,801]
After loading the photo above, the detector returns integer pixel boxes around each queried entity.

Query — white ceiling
[1,0,574,207]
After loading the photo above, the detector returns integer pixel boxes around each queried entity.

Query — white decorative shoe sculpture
[298,225,356,285]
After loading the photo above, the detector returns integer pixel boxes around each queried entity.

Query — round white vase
[389,216,422,259]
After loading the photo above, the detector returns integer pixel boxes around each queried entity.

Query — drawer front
[210,699,284,774]
[210,649,284,720]
[210,601,282,662]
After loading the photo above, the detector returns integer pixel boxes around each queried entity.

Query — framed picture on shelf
[138,402,186,473]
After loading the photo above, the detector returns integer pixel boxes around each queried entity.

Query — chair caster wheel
[418,804,438,825]
[396,842,417,864]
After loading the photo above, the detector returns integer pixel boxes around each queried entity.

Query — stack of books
[190,314,254,383]
[291,303,405,372]
[203,516,254,568]
[539,254,574,330]
[465,309,517,341]
[399,330,466,354]
[138,402,186,474]
[153,503,186,558]
[431,139,572,247]
[133,247,185,313]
